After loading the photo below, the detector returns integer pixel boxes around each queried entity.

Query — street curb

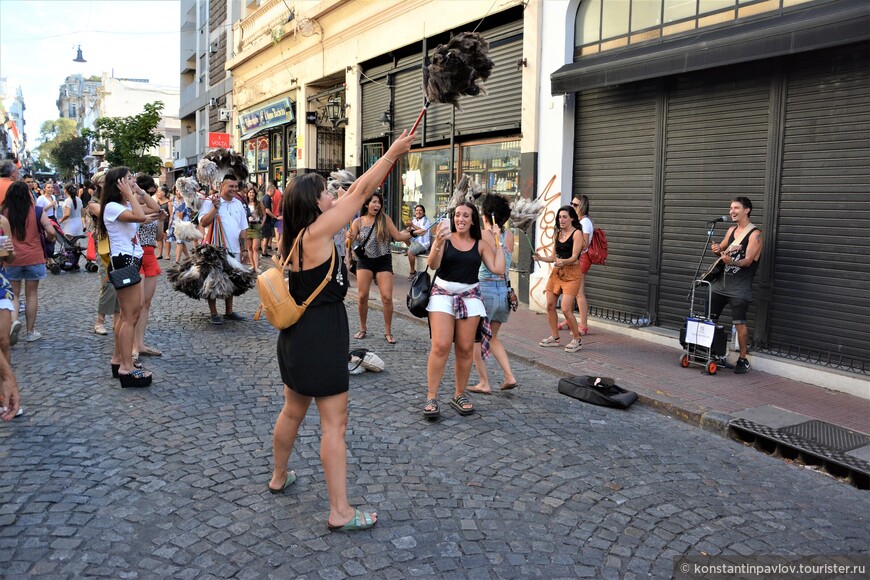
[354,293,737,442]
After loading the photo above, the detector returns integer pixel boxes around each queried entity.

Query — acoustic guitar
[700,226,756,283]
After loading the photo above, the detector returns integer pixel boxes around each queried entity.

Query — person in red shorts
[132,174,165,359]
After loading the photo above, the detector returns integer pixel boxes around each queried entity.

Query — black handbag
[108,264,141,289]
[557,375,638,409]
[406,269,431,318]
[352,222,375,262]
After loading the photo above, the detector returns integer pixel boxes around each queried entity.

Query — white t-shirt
[36,195,56,218]
[103,201,143,259]
[200,197,247,256]
[580,216,594,254]
[61,198,84,237]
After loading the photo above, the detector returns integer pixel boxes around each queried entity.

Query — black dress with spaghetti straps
[277,236,350,397]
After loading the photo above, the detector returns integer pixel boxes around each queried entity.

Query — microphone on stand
[705,215,728,224]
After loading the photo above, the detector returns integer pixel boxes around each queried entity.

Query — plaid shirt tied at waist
[429,282,493,359]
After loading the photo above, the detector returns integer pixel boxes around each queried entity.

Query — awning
[551,0,870,95]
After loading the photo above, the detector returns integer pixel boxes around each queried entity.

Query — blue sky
[0,0,180,144]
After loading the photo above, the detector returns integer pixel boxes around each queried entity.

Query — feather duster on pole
[510,175,556,264]
[196,148,249,192]
[423,32,494,111]
[447,174,484,212]
[327,169,355,197]
[175,176,204,216]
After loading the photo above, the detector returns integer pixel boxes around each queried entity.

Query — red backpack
[587,227,608,266]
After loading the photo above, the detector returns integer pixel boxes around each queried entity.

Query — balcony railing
[235,0,291,56]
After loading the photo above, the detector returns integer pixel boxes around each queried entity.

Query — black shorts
[355,253,393,274]
[710,292,750,324]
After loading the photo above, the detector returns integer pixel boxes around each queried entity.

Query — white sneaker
[22,330,41,342]
[18,301,25,313]
[9,320,22,346]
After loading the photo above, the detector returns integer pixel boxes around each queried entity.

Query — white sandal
[539,336,560,347]
[564,339,582,353]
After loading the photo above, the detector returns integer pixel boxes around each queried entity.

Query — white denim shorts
[426,278,487,319]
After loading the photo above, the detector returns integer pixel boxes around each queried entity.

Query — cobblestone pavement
[1,270,867,578]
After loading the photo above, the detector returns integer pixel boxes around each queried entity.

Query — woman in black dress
[268,130,415,532]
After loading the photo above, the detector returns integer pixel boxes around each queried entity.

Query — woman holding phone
[98,167,151,388]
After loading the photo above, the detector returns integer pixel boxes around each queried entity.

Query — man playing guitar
[709,197,763,374]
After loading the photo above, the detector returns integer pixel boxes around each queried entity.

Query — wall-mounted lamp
[516,57,527,71]
[324,97,348,130]
[379,111,392,126]
[73,45,87,63]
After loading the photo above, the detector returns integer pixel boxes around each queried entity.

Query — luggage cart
[678,280,727,375]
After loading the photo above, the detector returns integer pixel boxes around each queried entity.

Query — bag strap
[358,218,375,250]
[285,228,336,306]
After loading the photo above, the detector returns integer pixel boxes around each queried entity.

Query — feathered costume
[167,149,256,301]
[447,174,484,212]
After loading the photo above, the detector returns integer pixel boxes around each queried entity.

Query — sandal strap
[128,369,151,379]
[425,399,438,409]
[453,395,470,407]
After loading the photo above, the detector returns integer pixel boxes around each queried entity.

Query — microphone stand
[687,221,721,299]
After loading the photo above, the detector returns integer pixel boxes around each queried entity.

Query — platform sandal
[119,368,152,389]
[423,399,440,419]
[450,395,474,416]
[112,361,144,378]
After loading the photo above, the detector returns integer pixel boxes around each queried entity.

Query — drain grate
[780,420,869,452]
[729,418,870,481]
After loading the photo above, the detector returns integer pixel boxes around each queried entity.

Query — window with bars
[315,127,345,176]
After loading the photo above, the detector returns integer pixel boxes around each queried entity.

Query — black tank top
[437,239,481,284]
[555,229,577,259]
[289,237,347,306]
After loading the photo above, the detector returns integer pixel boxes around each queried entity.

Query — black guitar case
[558,376,638,410]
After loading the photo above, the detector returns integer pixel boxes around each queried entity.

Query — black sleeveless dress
[277,243,349,397]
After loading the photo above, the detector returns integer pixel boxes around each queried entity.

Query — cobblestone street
[1,270,867,578]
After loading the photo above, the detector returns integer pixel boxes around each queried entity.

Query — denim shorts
[480,280,511,324]
[5,263,47,281]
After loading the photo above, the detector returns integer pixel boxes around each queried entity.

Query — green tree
[34,118,79,170]
[50,136,89,180]
[84,101,164,175]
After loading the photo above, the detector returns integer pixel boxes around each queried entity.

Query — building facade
[543,0,869,372]
[178,0,241,179]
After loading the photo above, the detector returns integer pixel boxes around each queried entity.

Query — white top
[412,216,431,247]
[103,201,143,259]
[36,195,56,218]
[580,216,594,254]
[61,198,84,237]
[200,197,247,256]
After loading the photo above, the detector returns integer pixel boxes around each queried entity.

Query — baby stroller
[47,218,98,274]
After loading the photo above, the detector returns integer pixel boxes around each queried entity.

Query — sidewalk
[352,272,870,480]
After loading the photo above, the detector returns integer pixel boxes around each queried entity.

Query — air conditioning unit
[208,42,218,54]
[208,97,218,107]
[218,108,231,122]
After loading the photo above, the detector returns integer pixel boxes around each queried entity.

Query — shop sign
[240,98,295,135]
[208,132,231,148]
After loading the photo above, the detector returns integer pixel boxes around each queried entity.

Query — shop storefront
[550,0,870,369]
[240,97,297,190]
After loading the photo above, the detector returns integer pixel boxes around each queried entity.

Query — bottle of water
[731,324,738,351]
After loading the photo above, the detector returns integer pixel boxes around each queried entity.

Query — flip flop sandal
[327,509,377,532]
[353,330,367,339]
[384,333,397,345]
[138,346,163,357]
[450,395,474,416]
[423,399,440,419]
[267,471,297,494]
